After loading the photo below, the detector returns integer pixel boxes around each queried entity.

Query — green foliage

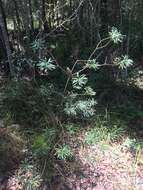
[3,81,33,123]
[2,0,143,186]
[84,86,96,96]
[114,55,133,69]
[6,27,133,124]
[75,99,97,117]
[122,138,137,150]
[111,102,143,122]
[31,39,45,51]
[12,54,34,78]
[72,73,88,90]
[63,28,132,120]
[64,102,77,116]
[64,98,97,118]
[109,27,124,44]
[107,125,126,141]
[55,145,73,160]
[2,81,56,126]
[37,58,56,72]
[64,123,80,135]
[32,128,57,158]
[86,59,99,70]
[84,128,107,145]
[84,115,126,145]
[121,138,143,155]
[32,135,49,157]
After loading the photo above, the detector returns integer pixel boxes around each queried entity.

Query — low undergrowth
[0,77,143,190]
[1,114,143,190]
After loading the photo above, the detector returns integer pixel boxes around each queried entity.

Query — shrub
[55,145,73,160]
[32,128,57,158]
[84,115,126,145]
[2,80,57,126]
[64,123,80,135]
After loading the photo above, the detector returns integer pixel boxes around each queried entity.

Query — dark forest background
[0,1,143,190]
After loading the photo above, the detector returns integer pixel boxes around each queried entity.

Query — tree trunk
[41,0,49,32]
[28,0,34,32]
[0,0,8,33]
[0,0,14,77]
[110,0,120,26]
[12,0,21,31]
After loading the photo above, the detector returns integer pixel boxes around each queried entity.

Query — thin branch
[88,37,111,60]
[63,60,78,93]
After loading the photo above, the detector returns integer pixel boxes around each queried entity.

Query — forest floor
[56,131,143,190]
[0,76,143,190]
[2,117,143,190]
[2,127,143,190]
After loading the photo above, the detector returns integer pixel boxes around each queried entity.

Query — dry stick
[41,159,47,177]
[79,39,111,73]
[63,60,79,93]
[73,60,114,76]
[88,37,110,60]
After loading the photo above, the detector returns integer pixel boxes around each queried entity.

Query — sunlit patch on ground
[62,136,143,190]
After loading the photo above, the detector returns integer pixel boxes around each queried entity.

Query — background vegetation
[0,0,143,190]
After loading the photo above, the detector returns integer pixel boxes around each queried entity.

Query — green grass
[84,115,126,145]
[64,123,80,135]
[55,145,73,160]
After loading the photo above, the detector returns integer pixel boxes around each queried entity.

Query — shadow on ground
[0,82,143,190]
